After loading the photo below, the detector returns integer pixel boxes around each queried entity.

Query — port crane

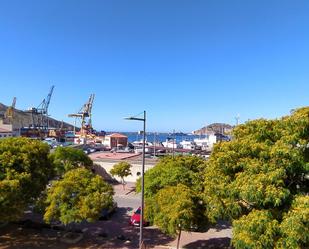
[5,97,16,123]
[27,85,55,129]
[68,94,95,138]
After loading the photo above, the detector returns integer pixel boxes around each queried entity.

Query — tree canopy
[49,147,93,175]
[152,184,195,249]
[152,184,195,234]
[0,138,115,226]
[44,168,114,225]
[137,155,206,198]
[110,161,132,189]
[204,107,309,248]
[137,155,207,233]
[0,137,52,221]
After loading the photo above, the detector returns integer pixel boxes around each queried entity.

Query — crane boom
[5,97,17,120]
[44,85,54,114]
[12,97,16,108]
[28,85,55,129]
[68,93,95,140]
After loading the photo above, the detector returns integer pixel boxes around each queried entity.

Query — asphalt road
[114,194,141,211]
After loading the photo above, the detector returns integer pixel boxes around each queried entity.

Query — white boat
[180,140,196,150]
[132,140,153,147]
[194,137,208,146]
[162,138,180,149]
[194,134,218,150]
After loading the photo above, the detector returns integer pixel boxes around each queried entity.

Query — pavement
[89,152,140,161]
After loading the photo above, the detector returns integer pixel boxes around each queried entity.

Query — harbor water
[123,132,205,144]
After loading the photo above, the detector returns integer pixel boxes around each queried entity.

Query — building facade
[0,127,13,139]
[102,133,128,149]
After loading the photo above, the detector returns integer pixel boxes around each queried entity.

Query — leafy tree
[151,184,195,249]
[137,155,206,198]
[110,161,132,189]
[276,195,309,249]
[0,137,52,221]
[137,155,207,231]
[204,107,309,248]
[232,210,279,249]
[44,168,114,225]
[49,147,93,175]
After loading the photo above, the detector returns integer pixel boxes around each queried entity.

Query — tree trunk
[122,178,125,190]
[176,227,182,249]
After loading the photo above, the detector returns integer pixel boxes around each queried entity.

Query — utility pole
[172,129,175,158]
[124,111,146,249]
[235,114,240,126]
[153,132,156,157]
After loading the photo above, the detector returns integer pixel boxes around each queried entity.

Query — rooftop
[89,151,158,165]
[89,152,138,160]
[107,133,128,138]
[0,127,11,133]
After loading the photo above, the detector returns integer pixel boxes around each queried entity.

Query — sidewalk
[113,182,137,196]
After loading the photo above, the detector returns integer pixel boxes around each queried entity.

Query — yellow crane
[5,97,16,123]
[68,94,95,140]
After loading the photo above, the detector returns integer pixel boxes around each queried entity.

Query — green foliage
[149,184,195,236]
[276,195,309,249]
[0,137,52,221]
[137,155,206,198]
[49,147,93,175]
[204,107,309,248]
[232,210,279,249]
[44,168,114,225]
[138,155,207,231]
[110,161,132,185]
[233,196,309,249]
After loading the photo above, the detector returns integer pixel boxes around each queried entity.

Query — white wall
[93,160,155,183]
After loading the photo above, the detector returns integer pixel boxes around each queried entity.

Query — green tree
[276,195,309,249]
[137,155,207,231]
[44,168,114,225]
[152,184,195,249]
[232,210,279,249]
[110,161,132,189]
[49,147,93,175]
[0,137,52,221]
[137,155,205,198]
[204,107,309,248]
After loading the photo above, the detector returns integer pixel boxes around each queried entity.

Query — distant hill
[193,123,233,135]
[0,102,74,130]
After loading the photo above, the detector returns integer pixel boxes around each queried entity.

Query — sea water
[123,132,205,144]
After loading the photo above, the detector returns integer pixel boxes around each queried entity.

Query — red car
[129,207,149,226]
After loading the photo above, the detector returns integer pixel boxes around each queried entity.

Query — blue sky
[0,0,309,132]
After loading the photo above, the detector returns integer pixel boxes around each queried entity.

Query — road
[114,193,141,211]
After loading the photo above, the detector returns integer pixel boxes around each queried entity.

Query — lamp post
[124,111,146,249]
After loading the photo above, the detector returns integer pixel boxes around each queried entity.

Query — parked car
[82,145,96,154]
[99,201,117,220]
[129,207,149,226]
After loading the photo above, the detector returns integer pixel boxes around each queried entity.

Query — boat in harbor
[162,138,180,149]
[179,140,197,150]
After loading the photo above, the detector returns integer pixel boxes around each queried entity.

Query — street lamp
[124,111,146,249]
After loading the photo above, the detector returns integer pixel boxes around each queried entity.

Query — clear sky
[0,0,309,132]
